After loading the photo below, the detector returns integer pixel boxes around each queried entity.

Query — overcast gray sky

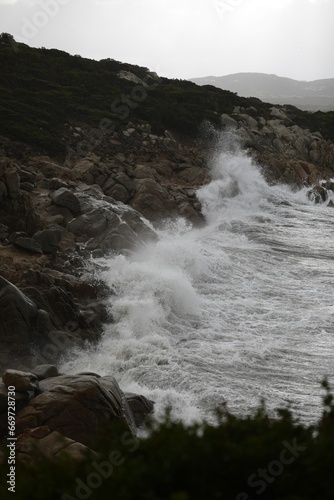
[0,0,333,81]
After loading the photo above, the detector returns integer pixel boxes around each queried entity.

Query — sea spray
[61,130,334,424]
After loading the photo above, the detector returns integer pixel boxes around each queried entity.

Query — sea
[61,131,334,426]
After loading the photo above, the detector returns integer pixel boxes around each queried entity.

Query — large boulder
[51,188,81,215]
[0,365,154,450]
[2,369,39,392]
[16,374,135,446]
[67,196,157,255]
[32,228,63,253]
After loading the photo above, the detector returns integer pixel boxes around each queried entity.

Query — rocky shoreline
[1,106,334,454]
[0,365,154,461]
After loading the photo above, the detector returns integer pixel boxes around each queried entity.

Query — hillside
[190,72,334,112]
[1,34,334,159]
[0,33,264,156]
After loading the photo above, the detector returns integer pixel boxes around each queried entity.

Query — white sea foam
[61,131,334,425]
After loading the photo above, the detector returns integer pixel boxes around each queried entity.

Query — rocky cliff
[1,111,334,372]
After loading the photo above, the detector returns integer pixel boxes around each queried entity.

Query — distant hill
[190,73,334,112]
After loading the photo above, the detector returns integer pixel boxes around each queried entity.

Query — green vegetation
[1,33,333,159]
[1,381,334,499]
[283,104,334,142]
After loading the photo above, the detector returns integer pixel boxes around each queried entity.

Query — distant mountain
[190,73,334,112]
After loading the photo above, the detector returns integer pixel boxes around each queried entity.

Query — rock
[71,158,97,184]
[133,165,155,179]
[46,204,73,224]
[31,364,59,380]
[307,185,328,204]
[16,374,135,446]
[51,188,80,214]
[0,223,8,241]
[32,228,63,253]
[270,106,288,121]
[107,184,130,203]
[19,168,36,185]
[125,393,154,427]
[9,233,43,254]
[177,165,206,185]
[68,208,109,239]
[5,169,20,199]
[68,200,157,255]
[20,182,34,192]
[114,172,134,192]
[49,178,68,190]
[234,113,258,130]
[2,369,39,392]
[220,113,238,128]
[85,220,140,254]
[0,275,38,342]
[24,285,78,329]
[0,180,7,200]
[131,178,176,221]
[117,70,148,87]
[164,130,175,140]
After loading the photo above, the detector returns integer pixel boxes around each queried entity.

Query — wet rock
[307,185,328,204]
[125,393,154,427]
[16,374,134,446]
[68,201,157,255]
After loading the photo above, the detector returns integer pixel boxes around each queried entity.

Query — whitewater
[61,132,334,425]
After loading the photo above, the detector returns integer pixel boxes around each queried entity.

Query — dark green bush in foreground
[1,381,334,500]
